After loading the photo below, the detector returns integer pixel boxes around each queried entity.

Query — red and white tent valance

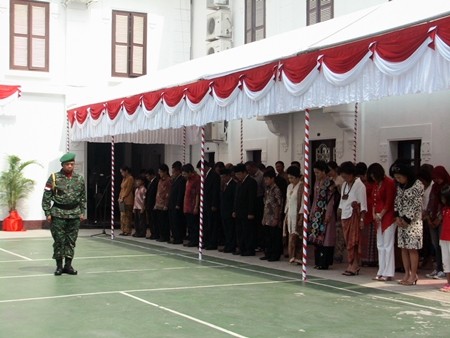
[0,85,21,107]
[68,1,450,143]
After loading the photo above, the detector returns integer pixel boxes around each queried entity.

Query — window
[10,0,49,71]
[245,0,265,43]
[112,10,147,77]
[307,0,333,26]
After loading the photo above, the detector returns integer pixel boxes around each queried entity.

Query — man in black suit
[168,161,186,244]
[220,168,237,253]
[145,169,159,239]
[233,163,257,256]
[197,160,221,250]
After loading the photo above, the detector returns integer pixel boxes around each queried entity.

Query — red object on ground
[2,210,25,231]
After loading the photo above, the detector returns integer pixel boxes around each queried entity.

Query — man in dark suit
[220,168,237,253]
[168,161,186,244]
[145,169,159,239]
[233,163,257,256]
[197,160,221,250]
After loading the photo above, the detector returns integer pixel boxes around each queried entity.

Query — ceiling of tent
[68,0,450,143]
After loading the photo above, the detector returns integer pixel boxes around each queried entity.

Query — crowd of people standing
[117,158,450,293]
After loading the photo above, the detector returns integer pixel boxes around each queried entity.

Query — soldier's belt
[53,202,79,210]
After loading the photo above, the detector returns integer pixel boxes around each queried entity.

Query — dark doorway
[86,142,164,224]
[397,140,421,173]
[246,150,262,164]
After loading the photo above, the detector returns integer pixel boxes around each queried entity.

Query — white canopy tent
[68,0,450,143]
[67,0,450,272]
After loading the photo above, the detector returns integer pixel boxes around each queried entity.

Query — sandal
[372,275,382,281]
[440,284,450,292]
[379,276,393,281]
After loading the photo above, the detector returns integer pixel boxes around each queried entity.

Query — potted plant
[0,155,40,231]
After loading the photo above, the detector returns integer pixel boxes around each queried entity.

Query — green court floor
[1,234,450,337]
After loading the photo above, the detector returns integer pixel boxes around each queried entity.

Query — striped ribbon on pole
[302,109,311,281]
[182,126,186,164]
[240,118,244,163]
[66,116,70,152]
[354,102,358,163]
[199,126,205,260]
[110,136,115,239]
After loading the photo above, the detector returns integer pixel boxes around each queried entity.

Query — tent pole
[110,136,115,240]
[302,109,311,281]
[66,116,70,152]
[183,126,186,164]
[199,126,205,260]
[240,119,244,163]
[354,102,358,163]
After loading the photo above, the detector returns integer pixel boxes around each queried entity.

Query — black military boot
[62,258,78,275]
[54,259,63,276]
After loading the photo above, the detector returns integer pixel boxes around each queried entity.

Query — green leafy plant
[0,155,41,212]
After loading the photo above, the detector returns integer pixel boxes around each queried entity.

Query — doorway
[86,142,164,224]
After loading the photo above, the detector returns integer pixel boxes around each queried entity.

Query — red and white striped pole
[240,118,244,163]
[354,102,358,164]
[199,126,205,260]
[302,109,311,281]
[182,126,187,164]
[66,116,70,152]
[110,136,115,239]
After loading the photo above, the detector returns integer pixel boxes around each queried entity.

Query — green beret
[60,152,76,163]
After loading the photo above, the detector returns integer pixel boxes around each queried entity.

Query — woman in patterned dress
[392,162,424,285]
[310,160,336,270]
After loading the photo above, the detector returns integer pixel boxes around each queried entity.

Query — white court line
[306,279,450,314]
[0,279,297,303]
[121,291,249,338]
[0,248,32,261]
[102,237,450,310]
[0,253,167,263]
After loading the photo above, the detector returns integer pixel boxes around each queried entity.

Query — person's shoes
[171,240,183,245]
[62,266,78,275]
[132,234,137,237]
[156,238,166,242]
[218,247,225,252]
[379,276,393,281]
[148,236,157,240]
[426,270,438,278]
[268,257,280,262]
[316,266,328,270]
[259,256,268,260]
[241,251,255,256]
[232,250,241,255]
[205,246,217,250]
[439,284,450,292]
[223,248,234,253]
[54,267,63,276]
[433,271,445,279]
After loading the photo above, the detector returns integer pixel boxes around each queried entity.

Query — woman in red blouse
[367,163,396,281]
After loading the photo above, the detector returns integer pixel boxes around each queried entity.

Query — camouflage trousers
[50,217,80,260]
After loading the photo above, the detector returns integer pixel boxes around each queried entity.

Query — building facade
[1,0,448,225]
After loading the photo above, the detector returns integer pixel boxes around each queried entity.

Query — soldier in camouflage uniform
[42,152,86,276]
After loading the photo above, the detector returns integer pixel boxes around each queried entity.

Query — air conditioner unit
[206,10,232,41]
[207,0,229,9]
[206,39,232,55]
[205,121,226,142]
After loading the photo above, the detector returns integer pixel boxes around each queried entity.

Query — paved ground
[1,229,449,337]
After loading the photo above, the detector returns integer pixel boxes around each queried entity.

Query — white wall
[0,0,191,221]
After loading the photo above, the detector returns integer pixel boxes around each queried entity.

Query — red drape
[0,85,20,100]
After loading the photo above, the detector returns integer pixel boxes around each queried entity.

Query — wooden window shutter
[30,2,49,70]
[112,11,147,78]
[10,0,49,71]
[130,13,146,77]
[112,11,129,77]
